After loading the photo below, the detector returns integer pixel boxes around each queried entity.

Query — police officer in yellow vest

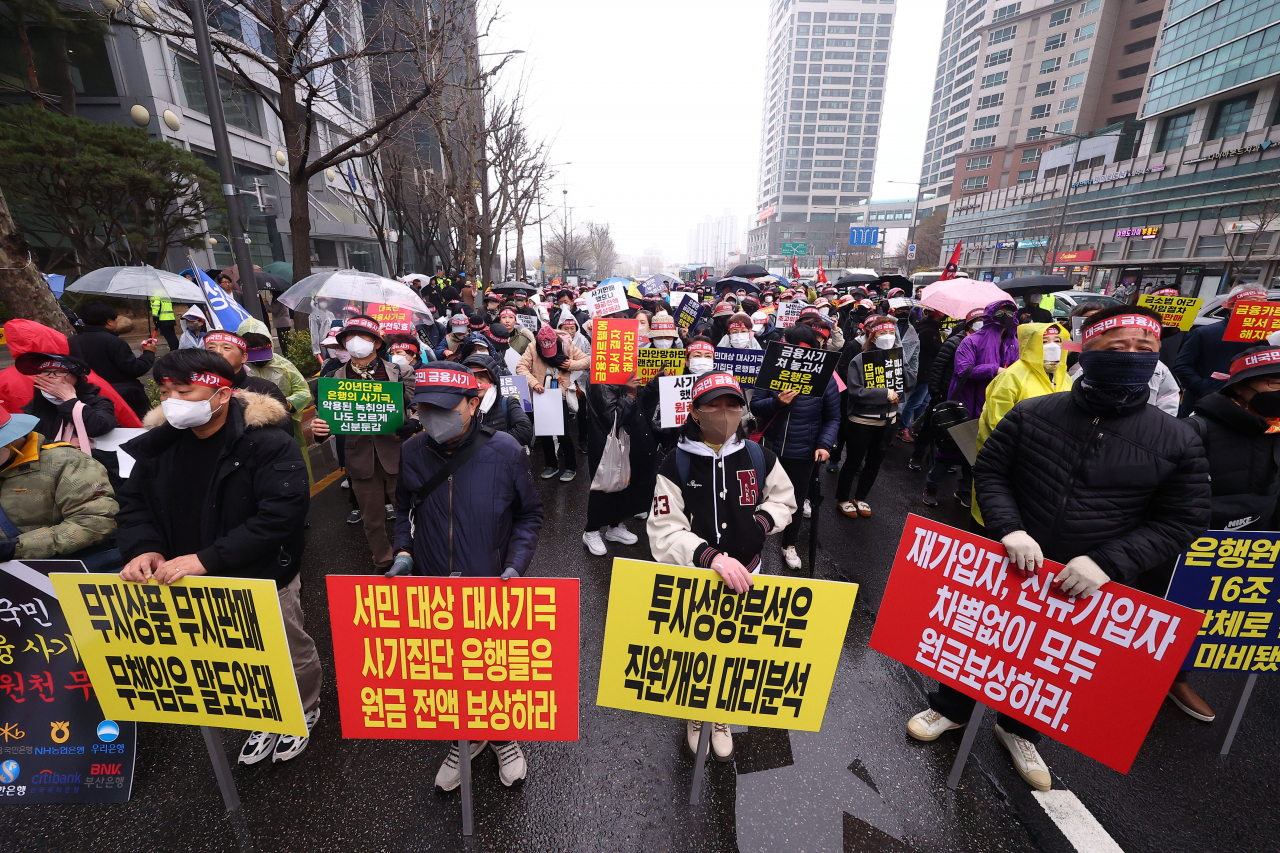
[150,295,179,351]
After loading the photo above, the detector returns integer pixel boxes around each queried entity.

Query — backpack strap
[745,439,767,504]
[411,430,492,510]
[675,447,691,491]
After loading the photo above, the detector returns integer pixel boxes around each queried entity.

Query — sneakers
[582,530,607,556]
[897,428,914,443]
[273,707,321,762]
[906,708,963,742]
[711,723,733,762]
[954,489,972,508]
[922,485,939,507]
[634,511,649,520]
[782,546,802,569]
[604,523,638,545]
[237,731,278,765]
[559,469,577,482]
[385,503,395,520]
[492,741,527,787]
[435,740,489,792]
[346,509,362,525]
[908,457,924,472]
[1167,681,1216,722]
[993,724,1052,791]
[802,499,812,519]
[539,467,559,479]
[341,477,351,489]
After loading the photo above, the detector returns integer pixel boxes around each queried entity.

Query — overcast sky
[488,0,945,264]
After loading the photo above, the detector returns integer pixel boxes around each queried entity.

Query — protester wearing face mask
[949,299,1020,424]
[581,361,658,556]
[117,349,321,766]
[517,323,588,482]
[177,305,210,350]
[648,316,682,352]
[498,306,538,356]
[201,331,293,435]
[387,364,543,791]
[436,312,474,360]
[17,354,119,461]
[716,312,762,351]
[908,305,1210,792]
[648,371,796,763]
[461,353,533,446]
[685,339,716,376]
[1174,283,1270,416]
[385,336,426,371]
[236,318,312,429]
[310,317,418,567]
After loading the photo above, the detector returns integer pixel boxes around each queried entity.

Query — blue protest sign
[499,374,533,413]
[713,347,766,387]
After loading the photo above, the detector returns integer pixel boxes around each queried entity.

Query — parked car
[1048,290,1123,321]
[1191,289,1280,327]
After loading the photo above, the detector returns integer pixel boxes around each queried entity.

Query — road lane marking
[1032,789,1125,853]
[310,467,345,497]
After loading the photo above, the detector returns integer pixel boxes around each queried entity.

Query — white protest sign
[658,374,696,429]
[90,428,147,477]
[586,282,628,317]
[531,385,565,436]
[515,313,539,332]
[777,300,806,329]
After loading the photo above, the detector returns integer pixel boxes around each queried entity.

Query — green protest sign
[316,377,404,435]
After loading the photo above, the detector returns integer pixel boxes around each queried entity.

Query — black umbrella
[997,275,1072,297]
[716,276,762,296]
[489,280,535,295]
[727,263,769,279]
[877,274,913,291]
[255,271,290,293]
[836,273,879,287]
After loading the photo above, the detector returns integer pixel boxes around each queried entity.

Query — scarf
[543,338,569,369]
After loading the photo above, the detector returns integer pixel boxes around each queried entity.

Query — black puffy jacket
[973,382,1211,584]
[928,328,969,402]
[750,379,841,459]
[1188,392,1280,530]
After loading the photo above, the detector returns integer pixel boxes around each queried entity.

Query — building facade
[748,0,898,264]
[687,210,742,266]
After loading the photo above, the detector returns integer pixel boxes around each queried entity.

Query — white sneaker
[803,499,812,518]
[582,530,607,556]
[782,546,802,569]
[273,707,321,762]
[237,731,278,765]
[686,720,704,755]
[634,511,649,520]
[492,741,527,787]
[993,724,1052,792]
[341,477,350,489]
[434,740,489,792]
[604,523,638,545]
[711,722,733,762]
[385,503,395,519]
[906,708,963,742]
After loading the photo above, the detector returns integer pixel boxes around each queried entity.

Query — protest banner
[1224,300,1280,342]
[713,347,766,388]
[369,303,412,334]
[596,559,858,731]
[530,385,564,436]
[755,341,840,397]
[636,348,686,383]
[50,574,309,737]
[675,299,704,335]
[325,576,579,741]
[515,313,539,333]
[777,301,805,329]
[586,282,628,317]
[590,319,639,384]
[1137,294,1203,332]
[860,346,905,392]
[658,374,696,429]
[0,560,137,803]
[499,374,533,413]
[316,377,404,435]
[639,275,670,298]
[871,515,1199,773]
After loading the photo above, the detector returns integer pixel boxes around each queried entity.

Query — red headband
[1082,313,1162,343]
[1230,348,1280,376]
[389,342,419,354]
[204,331,247,352]
[687,342,714,357]
[870,321,897,338]
[415,367,479,391]
[342,317,382,338]
[34,359,69,372]
[499,308,516,318]
[163,371,231,389]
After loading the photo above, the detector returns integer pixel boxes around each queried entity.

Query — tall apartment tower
[748,0,898,265]
[915,0,1164,221]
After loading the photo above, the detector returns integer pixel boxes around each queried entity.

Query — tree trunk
[50,27,76,117]
[18,23,43,108]
[0,186,73,335]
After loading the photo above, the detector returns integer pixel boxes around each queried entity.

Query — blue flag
[189,257,252,331]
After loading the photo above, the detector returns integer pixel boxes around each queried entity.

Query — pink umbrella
[920,278,1013,319]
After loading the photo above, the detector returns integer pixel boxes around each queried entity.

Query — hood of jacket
[142,390,287,430]
[5,319,69,357]
[236,316,272,338]
[1016,322,1070,386]
[984,298,1018,325]
[1194,391,1272,435]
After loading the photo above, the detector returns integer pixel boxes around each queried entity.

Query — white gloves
[1055,555,1110,598]
[1268,329,1280,347]
[711,553,754,594]
[1001,530,1044,575]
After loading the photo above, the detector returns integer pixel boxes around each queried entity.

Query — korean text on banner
[658,374,696,429]
[870,516,1198,773]
[1137,294,1203,333]
[369,303,412,334]
[326,576,579,740]
[0,560,137,803]
[49,574,308,737]
[590,319,639,384]
[1224,301,1280,342]
[596,559,857,731]
[1166,531,1280,673]
[515,313,539,333]
[499,374,533,413]
[755,341,840,397]
[636,348,686,383]
[777,301,805,329]
[316,377,405,435]
[676,300,704,334]
[713,348,766,388]
[587,282,628,317]
[861,346,905,392]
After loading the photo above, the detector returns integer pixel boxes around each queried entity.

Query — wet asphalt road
[2,435,1278,852]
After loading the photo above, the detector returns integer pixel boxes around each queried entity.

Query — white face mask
[335,349,351,363]
[875,334,895,350]
[819,307,830,316]
[764,296,774,304]
[40,390,63,404]
[162,392,225,430]
[654,337,674,349]
[391,354,412,368]
[345,336,376,359]
[970,320,984,332]
[729,332,751,348]
[689,358,715,374]
[1042,342,1062,364]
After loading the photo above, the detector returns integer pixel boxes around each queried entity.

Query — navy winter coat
[1172,319,1257,416]
[750,379,841,459]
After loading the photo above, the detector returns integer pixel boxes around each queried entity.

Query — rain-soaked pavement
[2,434,1277,852]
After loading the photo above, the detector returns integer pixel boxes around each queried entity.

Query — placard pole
[946,703,986,790]
[688,720,713,805]
[201,726,254,852]
[459,739,474,836]
[1217,673,1256,756]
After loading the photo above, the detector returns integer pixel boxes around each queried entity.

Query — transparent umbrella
[278,269,431,315]
[65,265,208,304]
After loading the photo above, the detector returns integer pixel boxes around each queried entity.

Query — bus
[679,265,716,284]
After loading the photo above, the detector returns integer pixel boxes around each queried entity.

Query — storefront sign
[1226,221,1261,234]
[1016,238,1048,249]
[1137,294,1203,332]
[1184,140,1274,166]
[317,377,405,435]
[1116,226,1160,240]
[871,516,1199,774]
[995,241,1018,249]
[1053,250,1095,263]
[755,341,840,397]
[590,319,640,384]
[596,559,858,731]
[1071,164,1166,188]
[1225,301,1280,343]
[325,576,579,740]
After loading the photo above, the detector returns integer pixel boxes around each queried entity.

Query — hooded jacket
[0,319,143,428]
[235,317,312,417]
[975,323,1071,456]
[116,392,309,587]
[463,353,534,447]
[950,299,1020,418]
[1188,392,1280,531]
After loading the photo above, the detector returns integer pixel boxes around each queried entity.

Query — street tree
[1,0,110,116]
[0,184,72,333]
[586,222,617,279]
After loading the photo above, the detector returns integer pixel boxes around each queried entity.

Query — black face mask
[1247,389,1280,418]
[1078,350,1160,409]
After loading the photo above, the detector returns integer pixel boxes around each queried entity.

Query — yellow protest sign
[636,348,686,383]
[596,559,857,731]
[50,573,308,736]
[1137,293,1203,332]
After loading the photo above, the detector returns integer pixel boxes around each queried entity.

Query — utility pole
[188,0,263,321]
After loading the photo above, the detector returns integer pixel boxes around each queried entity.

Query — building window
[1194,236,1227,257]
[988,25,1017,46]
[993,3,1021,22]
[1068,48,1091,67]
[1063,73,1085,91]
[1126,241,1151,259]
[1030,104,1051,119]
[1053,120,1075,133]
[967,155,993,170]
[1210,92,1258,140]
[1021,147,1042,162]
[973,114,1000,130]
[1130,10,1162,28]
[1078,0,1100,16]
[1158,238,1188,259]
[1058,97,1079,114]
[1040,58,1061,74]
[981,71,1008,89]
[1035,81,1057,97]
[1073,23,1095,42]
[1157,110,1194,152]
[977,93,1004,110]
[1044,34,1067,51]
[1049,8,1071,27]
[962,176,990,191]
[985,49,1013,67]
[1112,89,1143,104]
[1017,169,1038,182]
[1099,242,1122,260]
[1026,126,1048,140]
[175,53,262,136]
[1123,37,1155,55]
[970,135,997,149]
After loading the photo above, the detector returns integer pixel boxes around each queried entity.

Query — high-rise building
[687,210,741,265]
[748,0,898,265]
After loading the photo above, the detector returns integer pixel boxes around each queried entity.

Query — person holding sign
[907,305,1211,791]
[462,353,533,447]
[517,325,588,482]
[647,371,796,760]
[1173,283,1269,416]
[115,350,322,765]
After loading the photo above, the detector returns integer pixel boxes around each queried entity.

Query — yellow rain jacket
[236,317,313,419]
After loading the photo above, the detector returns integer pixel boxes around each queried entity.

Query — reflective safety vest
[150,297,175,321]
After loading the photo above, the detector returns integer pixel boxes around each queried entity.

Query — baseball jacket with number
[647,433,796,572]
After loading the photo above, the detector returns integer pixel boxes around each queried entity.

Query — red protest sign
[1224,300,1280,342]
[590,318,639,384]
[870,515,1198,773]
[326,576,579,741]
[370,303,413,334]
